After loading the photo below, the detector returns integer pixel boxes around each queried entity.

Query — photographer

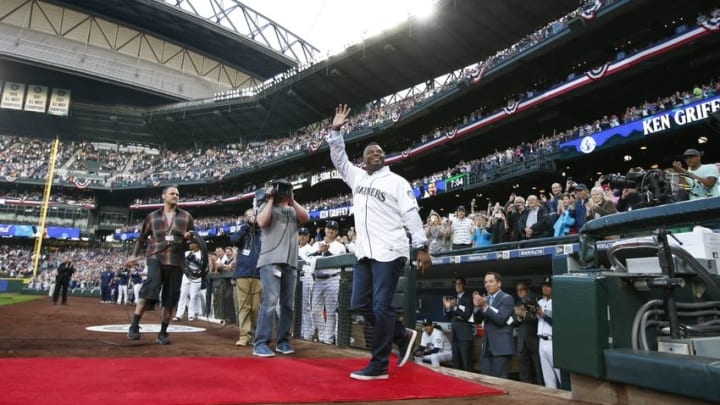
[52,255,75,305]
[253,179,309,358]
[512,282,542,385]
[424,211,448,254]
[488,203,509,244]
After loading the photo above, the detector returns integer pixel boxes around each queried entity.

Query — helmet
[183,234,209,280]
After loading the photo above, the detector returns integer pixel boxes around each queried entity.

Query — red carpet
[1,357,504,404]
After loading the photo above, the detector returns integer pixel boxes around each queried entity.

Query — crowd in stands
[4,245,129,291]
[0,188,96,206]
[0,1,652,189]
[1,5,714,191]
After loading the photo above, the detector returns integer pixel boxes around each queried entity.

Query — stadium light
[410,0,435,20]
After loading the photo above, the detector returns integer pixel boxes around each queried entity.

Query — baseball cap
[682,148,702,158]
[298,227,309,235]
[542,276,552,286]
[325,220,339,229]
[574,183,588,191]
[457,205,466,211]
[423,319,433,327]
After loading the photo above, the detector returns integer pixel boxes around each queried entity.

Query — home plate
[86,324,206,333]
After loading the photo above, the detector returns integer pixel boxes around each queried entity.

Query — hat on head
[325,220,339,229]
[682,148,702,158]
[574,183,588,191]
[423,319,433,327]
[542,276,552,286]
[457,205,466,211]
[298,227,309,235]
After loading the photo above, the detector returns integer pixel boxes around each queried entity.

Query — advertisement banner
[48,88,71,116]
[23,85,49,113]
[0,82,26,110]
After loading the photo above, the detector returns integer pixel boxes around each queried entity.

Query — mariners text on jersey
[355,186,386,202]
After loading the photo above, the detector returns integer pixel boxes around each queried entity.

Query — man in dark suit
[52,255,75,305]
[473,272,515,378]
[512,282,543,385]
[443,276,475,371]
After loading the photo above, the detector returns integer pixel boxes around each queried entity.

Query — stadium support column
[32,137,60,279]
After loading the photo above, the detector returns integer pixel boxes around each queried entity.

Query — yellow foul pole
[32,137,60,279]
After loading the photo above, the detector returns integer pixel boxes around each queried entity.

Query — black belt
[539,335,552,340]
[314,273,340,280]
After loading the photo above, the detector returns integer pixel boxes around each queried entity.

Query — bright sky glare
[240,0,435,56]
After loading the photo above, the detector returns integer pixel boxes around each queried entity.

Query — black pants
[518,346,543,385]
[53,277,70,304]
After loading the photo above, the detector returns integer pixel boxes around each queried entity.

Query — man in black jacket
[442,276,475,371]
[52,255,75,305]
[512,282,543,385]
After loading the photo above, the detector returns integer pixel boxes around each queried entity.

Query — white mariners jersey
[326,130,428,262]
[298,242,315,273]
[538,297,553,337]
[420,328,452,353]
[310,240,347,276]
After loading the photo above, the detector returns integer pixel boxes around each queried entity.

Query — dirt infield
[0,295,587,404]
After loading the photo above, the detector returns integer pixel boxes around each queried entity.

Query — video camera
[521,295,539,314]
[606,168,681,208]
[254,178,293,206]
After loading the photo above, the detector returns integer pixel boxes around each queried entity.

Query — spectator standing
[673,148,720,199]
[553,194,576,237]
[447,205,474,250]
[425,211,448,254]
[572,184,590,230]
[587,187,618,219]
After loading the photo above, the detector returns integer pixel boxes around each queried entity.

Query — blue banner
[46,227,80,239]
[0,224,34,238]
[560,95,720,154]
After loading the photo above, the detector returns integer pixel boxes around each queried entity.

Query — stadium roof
[141,0,583,142]
[45,0,314,79]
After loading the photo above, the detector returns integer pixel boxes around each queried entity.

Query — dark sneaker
[252,343,276,357]
[156,333,171,345]
[350,367,389,380]
[127,326,140,340]
[396,327,417,367]
[276,341,295,354]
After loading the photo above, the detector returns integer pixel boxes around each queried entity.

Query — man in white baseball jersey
[414,320,453,366]
[537,277,560,388]
[327,104,432,380]
[297,227,316,340]
[308,220,347,344]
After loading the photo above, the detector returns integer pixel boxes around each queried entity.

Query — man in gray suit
[443,276,475,371]
[473,272,515,378]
